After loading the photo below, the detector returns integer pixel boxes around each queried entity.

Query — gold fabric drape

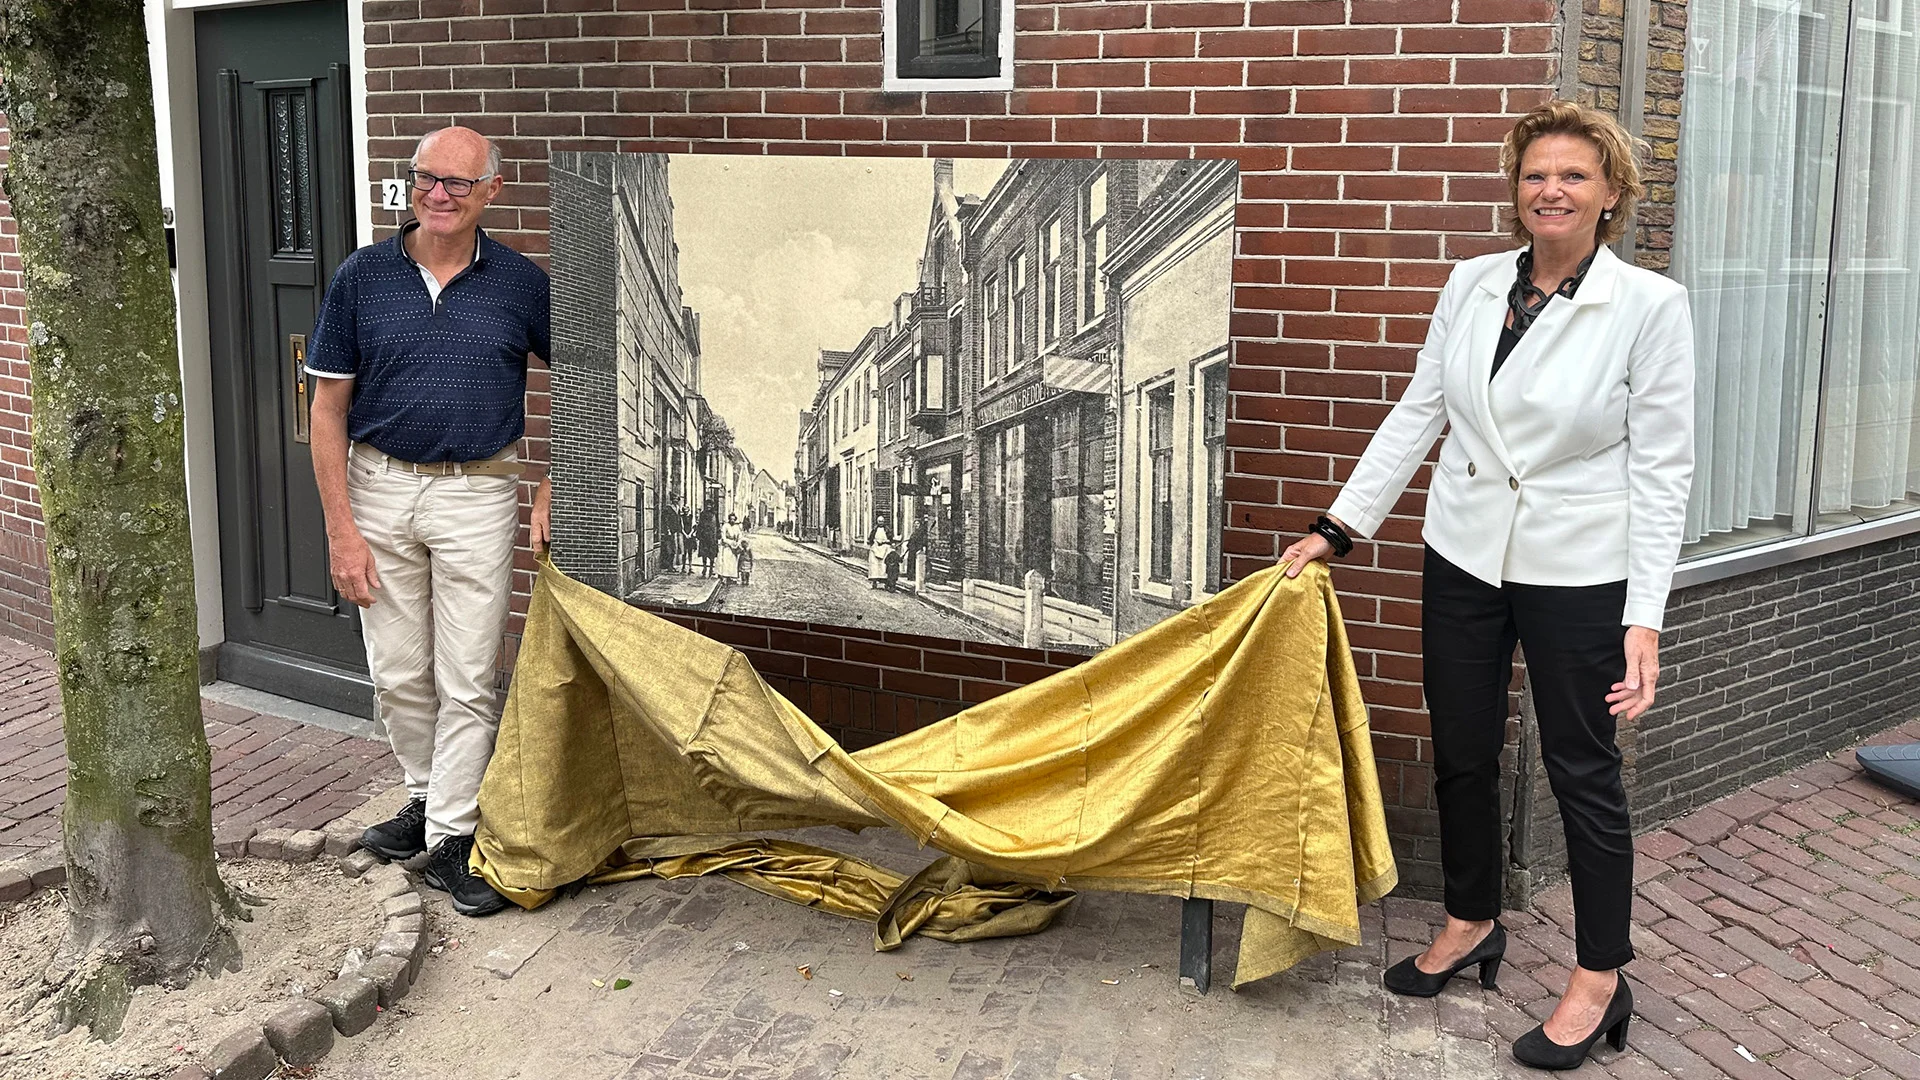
[473,559,1396,987]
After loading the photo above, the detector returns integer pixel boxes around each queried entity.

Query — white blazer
[1328,245,1695,631]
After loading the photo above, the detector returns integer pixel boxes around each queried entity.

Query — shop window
[1672,0,1920,559]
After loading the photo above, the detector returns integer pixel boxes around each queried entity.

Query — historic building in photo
[1109,160,1239,636]
[958,159,1132,642]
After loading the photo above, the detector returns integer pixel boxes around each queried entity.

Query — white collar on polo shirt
[415,234,481,304]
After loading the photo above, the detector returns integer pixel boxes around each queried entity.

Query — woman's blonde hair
[1500,100,1645,247]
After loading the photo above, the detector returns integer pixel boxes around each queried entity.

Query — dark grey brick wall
[1510,530,1920,898]
[550,153,621,591]
[1634,531,1920,819]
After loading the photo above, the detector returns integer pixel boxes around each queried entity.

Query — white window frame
[1082,171,1110,329]
[880,0,1014,92]
[1133,377,1176,601]
[1187,352,1230,602]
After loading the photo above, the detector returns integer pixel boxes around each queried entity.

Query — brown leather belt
[351,443,524,478]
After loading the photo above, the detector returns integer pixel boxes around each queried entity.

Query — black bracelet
[1310,515,1354,558]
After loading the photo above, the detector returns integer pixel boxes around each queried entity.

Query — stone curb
[1,823,440,1080]
[192,851,434,1079]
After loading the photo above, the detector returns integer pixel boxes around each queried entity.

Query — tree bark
[0,0,232,1032]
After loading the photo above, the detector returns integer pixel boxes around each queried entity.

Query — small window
[1041,217,1064,347]
[885,0,1012,90]
[982,273,1003,383]
[1009,249,1030,368]
[1147,382,1175,585]
[1083,172,1110,322]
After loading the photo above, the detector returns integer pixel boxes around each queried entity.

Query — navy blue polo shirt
[305,222,550,463]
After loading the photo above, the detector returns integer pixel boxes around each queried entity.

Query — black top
[1491,322,1522,380]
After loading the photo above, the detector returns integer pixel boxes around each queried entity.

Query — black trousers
[1422,546,1636,971]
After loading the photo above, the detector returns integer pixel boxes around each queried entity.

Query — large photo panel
[548,152,1238,651]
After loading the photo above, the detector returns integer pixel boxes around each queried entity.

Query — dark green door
[197,0,371,715]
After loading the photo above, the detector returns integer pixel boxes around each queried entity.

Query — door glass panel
[269,88,315,255]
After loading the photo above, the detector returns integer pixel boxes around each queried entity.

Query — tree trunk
[0,0,233,1033]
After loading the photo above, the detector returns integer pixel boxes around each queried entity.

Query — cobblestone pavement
[0,634,399,867]
[697,531,1017,645]
[315,716,1920,1080]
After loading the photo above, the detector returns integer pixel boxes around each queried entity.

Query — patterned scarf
[1507,247,1597,340]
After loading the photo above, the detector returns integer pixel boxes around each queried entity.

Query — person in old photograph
[680,499,698,574]
[697,504,719,578]
[1281,100,1694,1070]
[903,516,925,590]
[306,126,552,919]
[719,513,744,583]
[867,518,896,590]
[660,498,680,572]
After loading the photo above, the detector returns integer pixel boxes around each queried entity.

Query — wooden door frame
[155,0,374,710]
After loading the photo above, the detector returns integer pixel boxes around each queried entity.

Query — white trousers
[347,442,519,849]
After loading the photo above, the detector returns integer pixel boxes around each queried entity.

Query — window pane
[915,0,987,57]
[1670,0,1850,553]
[1203,364,1228,592]
[983,275,1001,382]
[1148,384,1173,584]
[1815,11,1920,529]
[1084,174,1109,320]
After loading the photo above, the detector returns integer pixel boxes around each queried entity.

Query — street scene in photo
[547,151,1239,649]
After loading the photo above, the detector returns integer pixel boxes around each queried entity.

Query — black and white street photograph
[547,152,1238,649]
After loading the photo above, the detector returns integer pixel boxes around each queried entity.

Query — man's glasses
[408,169,493,198]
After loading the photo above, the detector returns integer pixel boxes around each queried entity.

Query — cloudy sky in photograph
[668,155,1011,482]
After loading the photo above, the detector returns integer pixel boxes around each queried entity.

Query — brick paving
[5,625,1920,1079]
[310,715,1920,1080]
[0,634,398,867]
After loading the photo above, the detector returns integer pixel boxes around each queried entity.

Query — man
[306,127,551,917]
[661,496,680,572]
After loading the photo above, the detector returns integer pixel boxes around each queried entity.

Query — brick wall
[1638,534,1920,819]
[360,0,1563,891]
[1574,0,1686,269]
[0,116,49,650]
[547,152,623,596]
[1514,533,1920,890]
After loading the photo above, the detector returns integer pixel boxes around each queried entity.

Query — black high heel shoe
[1382,922,1506,997]
[1512,971,1633,1070]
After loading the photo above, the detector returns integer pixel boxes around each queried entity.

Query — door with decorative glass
[196,0,367,714]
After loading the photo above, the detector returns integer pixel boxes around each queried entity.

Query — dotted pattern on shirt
[306,224,551,463]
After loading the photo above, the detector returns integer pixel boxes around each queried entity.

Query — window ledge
[1672,507,1920,590]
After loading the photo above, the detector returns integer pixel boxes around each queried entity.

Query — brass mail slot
[290,334,310,444]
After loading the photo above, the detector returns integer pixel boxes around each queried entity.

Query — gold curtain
[474,559,1396,987]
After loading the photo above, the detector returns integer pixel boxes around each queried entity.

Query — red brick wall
[0,116,51,649]
[362,0,1560,889]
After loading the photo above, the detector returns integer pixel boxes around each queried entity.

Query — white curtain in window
[1817,13,1920,515]
[1670,0,1845,542]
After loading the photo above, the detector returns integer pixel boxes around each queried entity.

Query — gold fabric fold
[474,558,1396,987]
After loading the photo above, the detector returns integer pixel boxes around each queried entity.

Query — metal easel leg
[1179,897,1213,994]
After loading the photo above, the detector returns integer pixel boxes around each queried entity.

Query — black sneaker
[359,797,427,861]
[423,834,510,917]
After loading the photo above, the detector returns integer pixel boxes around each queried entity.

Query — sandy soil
[0,858,388,1080]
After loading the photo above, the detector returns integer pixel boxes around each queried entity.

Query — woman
[718,513,744,583]
[867,519,895,590]
[660,499,680,573]
[1283,101,1693,1071]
